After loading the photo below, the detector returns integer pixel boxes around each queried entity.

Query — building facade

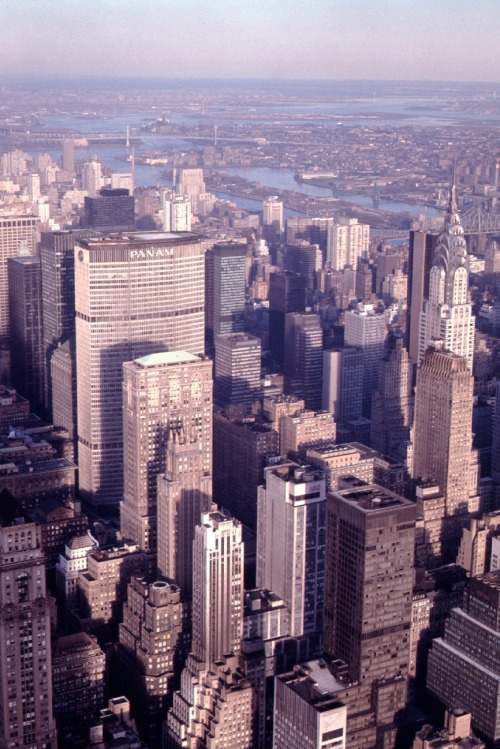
[121,351,212,555]
[75,232,205,508]
[0,498,57,749]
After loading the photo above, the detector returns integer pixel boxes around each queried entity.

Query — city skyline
[0,0,499,82]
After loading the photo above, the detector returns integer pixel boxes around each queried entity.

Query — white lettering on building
[130,247,175,259]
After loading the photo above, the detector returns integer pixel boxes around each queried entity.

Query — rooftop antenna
[126,125,130,149]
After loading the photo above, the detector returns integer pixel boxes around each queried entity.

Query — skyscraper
[8,256,44,414]
[83,188,135,233]
[327,217,370,271]
[344,303,386,417]
[162,194,192,232]
[412,344,478,561]
[75,231,205,509]
[0,496,57,749]
[40,230,87,415]
[418,184,474,370]
[268,272,306,367]
[322,347,363,423]
[257,462,326,638]
[192,510,244,668]
[323,483,415,748]
[165,511,254,749]
[370,333,414,462]
[283,312,323,411]
[121,351,212,555]
[214,332,261,411]
[204,242,246,349]
[262,195,284,233]
[62,139,75,173]
[0,214,39,381]
[81,157,103,197]
[406,229,436,363]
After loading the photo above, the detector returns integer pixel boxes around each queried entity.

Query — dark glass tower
[8,256,44,413]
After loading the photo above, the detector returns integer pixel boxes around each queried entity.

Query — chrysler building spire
[418,179,474,370]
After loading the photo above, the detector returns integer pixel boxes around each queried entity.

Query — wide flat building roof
[134,351,200,368]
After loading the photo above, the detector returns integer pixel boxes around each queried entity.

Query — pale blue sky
[1,0,499,81]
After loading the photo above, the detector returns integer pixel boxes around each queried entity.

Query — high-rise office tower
[322,347,363,422]
[257,462,326,638]
[192,510,244,667]
[162,194,192,232]
[427,571,500,746]
[83,188,135,233]
[214,332,261,411]
[165,511,252,748]
[412,344,477,561]
[0,497,57,749]
[8,256,45,414]
[268,272,306,367]
[51,339,77,456]
[0,214,39,381]
[327,217,370,271]
[370,333,414,461]
[323,483,415,749]
[344,303,386,417]
[81,157,103,197]
[40,230,85,415]
[120,351,212,555]
[262,195,284,233]
[75,231,205,509]
[204,242,246,349]
[62,139,75,173]
[284,241,322,291]
[213,411,278,532]
[419,184,474,370]
[283,312,323,411]
[28,173,40,202]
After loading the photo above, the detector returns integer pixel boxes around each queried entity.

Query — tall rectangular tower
[75,231,205,509]
[0,498,57,749]
[0,214,39,381]
[283,312,323,412]
[214,332,261,411]
[204,242,246,349]
[268,272,306,368]
[192,510,244,669]
[8,256,44,414]
[412,344,477,561]
[120,351,212,555]
[323,483,415,747]
[257,462,326,638]
[344,303,386,417]
[40,230,89,415]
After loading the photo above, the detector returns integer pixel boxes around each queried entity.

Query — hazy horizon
[1,0,499,83]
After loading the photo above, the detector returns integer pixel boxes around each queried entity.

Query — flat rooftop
[134,351,200,367]
[78,230,200,246]
[279,659,351,709]
[335,483,412,512]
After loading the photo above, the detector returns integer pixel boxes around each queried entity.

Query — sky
[1,0,500,82]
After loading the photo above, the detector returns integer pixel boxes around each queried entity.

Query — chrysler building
[418,181,474,370]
